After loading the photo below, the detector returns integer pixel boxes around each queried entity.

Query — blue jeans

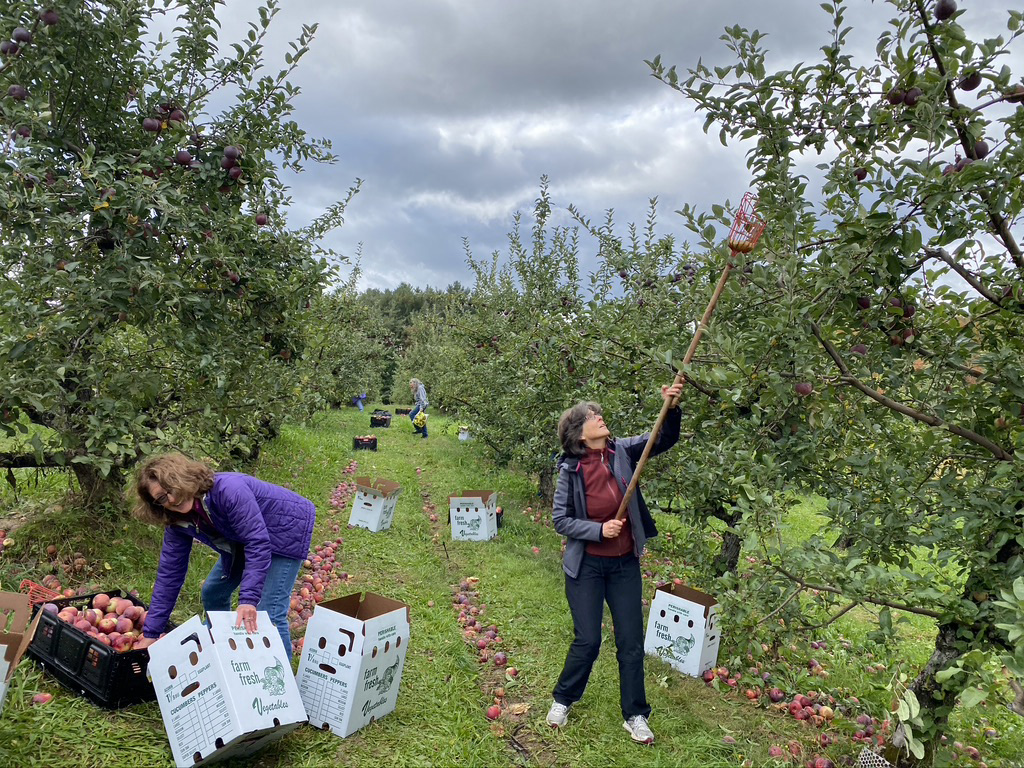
[410,404,428,438]
[553,553,649,719]
[201,554,302,658]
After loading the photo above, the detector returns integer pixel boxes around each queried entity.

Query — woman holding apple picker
[131,453,315,658]
[547,382,683,745]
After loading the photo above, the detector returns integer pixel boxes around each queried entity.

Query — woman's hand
[236,603,258,633]
[662,382,684,404]
[135,636,156,650]
[602,519,624,538]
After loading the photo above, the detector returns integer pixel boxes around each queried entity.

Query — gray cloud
[180,1,1014,289]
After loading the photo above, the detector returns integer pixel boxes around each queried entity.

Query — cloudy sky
[188,0,1010,291]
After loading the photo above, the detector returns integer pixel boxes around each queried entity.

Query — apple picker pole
[614,192,766,522]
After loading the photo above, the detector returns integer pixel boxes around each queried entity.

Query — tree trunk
[711,506,742,576]
[883,622,961,766]
[71,463,123,507]
[538,468,554,506]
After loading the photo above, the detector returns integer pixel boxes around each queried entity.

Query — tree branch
[913,0,1024,273]
[811,323,1015,461]
[796,601,859,632]
[773,564,944,619]
[755,587,804,627]
[0,451,66,469]
[924,247,1006,307]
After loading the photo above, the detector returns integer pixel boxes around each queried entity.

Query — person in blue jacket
[546,382,683,746]
[131,453,315,657]
[409,378,429,438]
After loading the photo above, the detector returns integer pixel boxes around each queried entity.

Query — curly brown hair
[132,453,215,526]
[557,401,604,457]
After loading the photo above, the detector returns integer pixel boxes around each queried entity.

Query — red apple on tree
[934,0,957,21]
[959,71,982,91]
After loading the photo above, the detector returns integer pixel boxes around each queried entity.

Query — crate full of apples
[27,588,164,708]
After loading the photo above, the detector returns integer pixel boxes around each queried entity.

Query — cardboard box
[148,611,306,768]
[448,490,498,541]
[296,592,410,738]
[349,476,402,533]
[644,583,721,678]
[0,591,39,718]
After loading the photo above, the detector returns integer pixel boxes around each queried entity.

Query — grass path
[1,407,1020,767]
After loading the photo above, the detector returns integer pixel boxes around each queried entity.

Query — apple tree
[647,0,1023,760]
[0,0,356,502]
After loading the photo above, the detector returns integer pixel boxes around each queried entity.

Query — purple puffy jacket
[142,473,315,638]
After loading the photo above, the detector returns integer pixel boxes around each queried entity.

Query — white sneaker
[623,714,654,745]
[546,701,570,728]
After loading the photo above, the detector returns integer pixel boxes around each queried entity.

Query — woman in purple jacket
[131,453,315,658]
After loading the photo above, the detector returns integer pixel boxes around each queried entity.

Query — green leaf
[896,699,910,721]
[905,689,920,719]
[908,734,925,760]
[959,687,987,708]
[1013,577,1024,602]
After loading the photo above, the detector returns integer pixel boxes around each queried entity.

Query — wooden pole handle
[614,260,735,521]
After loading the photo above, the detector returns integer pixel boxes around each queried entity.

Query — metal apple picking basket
[615,192,767,520]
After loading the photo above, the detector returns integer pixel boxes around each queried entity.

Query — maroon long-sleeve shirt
[580,447,634,557]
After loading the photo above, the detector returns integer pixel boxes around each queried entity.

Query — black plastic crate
[394,407,412,415]
[370,414,391,428]
[28,588,160,708]
[353,436,378,451]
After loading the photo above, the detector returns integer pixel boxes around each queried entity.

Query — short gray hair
[558,401,603,457]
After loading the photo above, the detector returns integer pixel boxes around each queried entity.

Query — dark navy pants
[553,552,650,719]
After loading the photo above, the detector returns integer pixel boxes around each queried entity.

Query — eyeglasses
[585,411,603,422]
[152,491,171,507]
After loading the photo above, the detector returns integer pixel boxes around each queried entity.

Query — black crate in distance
[353,436,378,451]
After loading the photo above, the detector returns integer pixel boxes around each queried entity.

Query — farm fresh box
[643,583,721,678]
[348,476,402,533]
[296,592,410,738]
[0,591,39,718]
[148,611,306,767]
[448,490,498,541]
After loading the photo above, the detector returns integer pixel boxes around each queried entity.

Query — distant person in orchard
[409,377,429,439]
[131,453,315,658]
[547,382,684,745]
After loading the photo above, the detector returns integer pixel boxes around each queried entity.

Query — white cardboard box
[349,476,402,533]
[644,583,721,678]
[448,490,498,541]
[296,592,410,738]
[0,591,39,718]
[148,611,306,768]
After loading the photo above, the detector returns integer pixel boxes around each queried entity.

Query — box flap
[354,476,401,497]
[319,593,363,619]
[448,490,495,504]
[0,591,31,633]
[656,583,718,617]
[0,591,37,682]
[356,592,410,624]
[315,592,410,624]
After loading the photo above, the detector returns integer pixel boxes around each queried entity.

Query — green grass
[0,407,1021,767]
